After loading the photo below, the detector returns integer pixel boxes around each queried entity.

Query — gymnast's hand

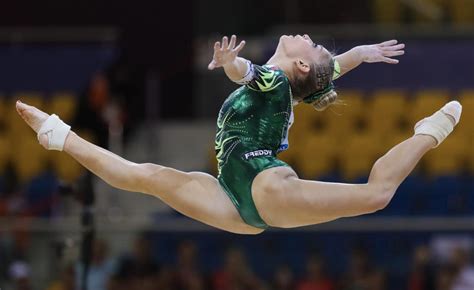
[356,39,405,64]
[208,35,246,70]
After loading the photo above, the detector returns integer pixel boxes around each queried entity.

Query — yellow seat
[408,90,448,125]
[50,152,84,182]
[322,90,366,140]
[208,147,218,176]
[373,0,402,23]
[368,90,407,136]
[5,98,36,135]
[339,133,381,181]
[458,91,474,135]
[13,92,44,109]
[0,134,11,174]
[11,137,48,182]
[47,92,78,123]
[449,0,474,24]
[294,134,337,179]
[424,132,468,176]
[411,0,446,24]
[291,103,325,139]
[468,133,474,174]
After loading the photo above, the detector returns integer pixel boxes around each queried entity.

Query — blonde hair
[311,89,338,111]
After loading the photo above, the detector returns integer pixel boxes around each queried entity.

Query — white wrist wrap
[414,101,462,147]
[37,114,71,151]
[234,60,254,85]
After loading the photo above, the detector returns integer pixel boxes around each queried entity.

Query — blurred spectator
[296,254,334,290]
[9,260,32,290]
[366,270,387,290]
[408,245,435,290]
[273,264,295,290]
[173,240,205,290]
[74,73,113,147]
[450,247,474,290]
[46,264,75,290]
[435,265,457,290]
[76,239,115,290]
[109,233,160,289]
[340,246,372,290]
[212,247,266,290]
[1,163,26,217]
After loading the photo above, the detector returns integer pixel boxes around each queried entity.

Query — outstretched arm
[208,35,248,82]
[334,40,405,78]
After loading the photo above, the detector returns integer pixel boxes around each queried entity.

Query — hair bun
[312,90,338,111]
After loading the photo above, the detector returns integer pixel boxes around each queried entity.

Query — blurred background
[0,0,473,290]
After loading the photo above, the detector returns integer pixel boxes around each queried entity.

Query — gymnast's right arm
[207,35,248,82]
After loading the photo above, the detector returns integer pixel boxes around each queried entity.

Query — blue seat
[428,175,463,215]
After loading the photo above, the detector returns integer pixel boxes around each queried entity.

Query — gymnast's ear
[295,59,310,74]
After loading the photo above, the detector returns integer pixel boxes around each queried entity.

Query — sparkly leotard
[215,64,293,229]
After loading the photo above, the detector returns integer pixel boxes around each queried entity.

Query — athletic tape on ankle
[414,111,453,147]
[37,114,71,151]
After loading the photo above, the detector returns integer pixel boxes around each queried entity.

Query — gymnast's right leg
[16,101,262,235]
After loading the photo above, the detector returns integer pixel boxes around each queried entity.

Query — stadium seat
[322,90,366,140]
[294,134,337,179]
[408,90,448,125]
[449,0,474,24]
[13,92,45,110]
[457,90,474,135]
[368,90,407,136]
[50,152,84,182]
[47,92,78,123]
[0,134,11,174]
[373,0,402,23]
[291,102,325,140]
[339,132,381,181]
[5,98,35,135]
[424,132,468,176]
[11,137,48,182]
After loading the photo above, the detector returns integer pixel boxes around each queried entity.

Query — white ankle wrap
[414,101,462,147]
[37,114,71,151]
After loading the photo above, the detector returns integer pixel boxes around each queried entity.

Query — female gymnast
[16,34,462,234]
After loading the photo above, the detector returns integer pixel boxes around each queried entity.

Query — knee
[366,182,398,213]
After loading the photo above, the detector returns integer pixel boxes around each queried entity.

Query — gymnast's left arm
[333,39,405,78]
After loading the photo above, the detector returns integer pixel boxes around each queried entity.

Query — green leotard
[215,64,293,229]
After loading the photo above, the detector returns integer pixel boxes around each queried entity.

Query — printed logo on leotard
[242,149,273,160]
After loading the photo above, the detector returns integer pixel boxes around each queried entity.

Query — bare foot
[16,100,50,147]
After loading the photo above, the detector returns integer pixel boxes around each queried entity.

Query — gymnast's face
[275,34,332,65]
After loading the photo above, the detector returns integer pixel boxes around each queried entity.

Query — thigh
[252,166,381,228]
[144,165,263,235]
